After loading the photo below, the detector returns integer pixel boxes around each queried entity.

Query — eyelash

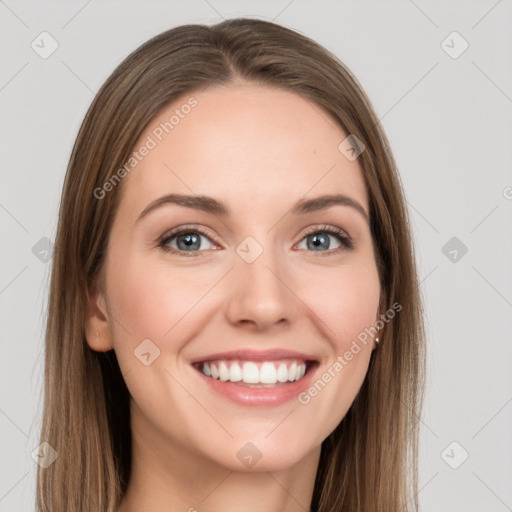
[157,224,354,257]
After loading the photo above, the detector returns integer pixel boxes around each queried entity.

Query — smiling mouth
[192,358,317,387]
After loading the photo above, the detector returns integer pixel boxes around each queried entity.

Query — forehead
[120,82,368,217]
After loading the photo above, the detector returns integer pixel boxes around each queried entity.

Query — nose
[224,246,298,332]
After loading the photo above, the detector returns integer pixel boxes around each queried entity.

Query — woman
[37,17,426,512]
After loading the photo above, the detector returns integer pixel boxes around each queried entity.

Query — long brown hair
[37,17,426,512]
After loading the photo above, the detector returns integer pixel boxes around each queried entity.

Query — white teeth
[277,363,288,382]
[289,362,297,381]
[242,362,259,384]
[229,362,242,382]
[219,361,229,381]
[199,359,308,385]
[260,362,277,384]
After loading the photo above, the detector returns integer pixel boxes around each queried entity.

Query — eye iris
[177,232,200,251]
[308,233,330,251]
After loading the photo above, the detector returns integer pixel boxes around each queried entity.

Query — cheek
[105,251,219,365]
[290,262,380,439]
[299,261,381,348]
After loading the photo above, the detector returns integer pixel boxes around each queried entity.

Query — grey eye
[165,231,215,252]
[297,232,342,252]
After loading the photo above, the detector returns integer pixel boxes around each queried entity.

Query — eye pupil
[178,233,200,250]
[308,233,329,251]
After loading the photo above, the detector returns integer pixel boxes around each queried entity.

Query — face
[86,81,382,472]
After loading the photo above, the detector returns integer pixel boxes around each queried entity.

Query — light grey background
[1,1,511,510]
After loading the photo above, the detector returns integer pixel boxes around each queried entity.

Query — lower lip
[192,363,318,406]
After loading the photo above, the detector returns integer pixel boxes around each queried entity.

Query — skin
[85,81,382,512]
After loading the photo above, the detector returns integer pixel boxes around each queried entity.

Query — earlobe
[84,284,113,352]
[373,300,385,350]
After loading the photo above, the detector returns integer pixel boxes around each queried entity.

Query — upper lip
[190,349,318,364]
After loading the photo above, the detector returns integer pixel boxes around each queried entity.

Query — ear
[84,281,113,352]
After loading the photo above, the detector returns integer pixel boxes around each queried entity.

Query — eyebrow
[136,193,369,224]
